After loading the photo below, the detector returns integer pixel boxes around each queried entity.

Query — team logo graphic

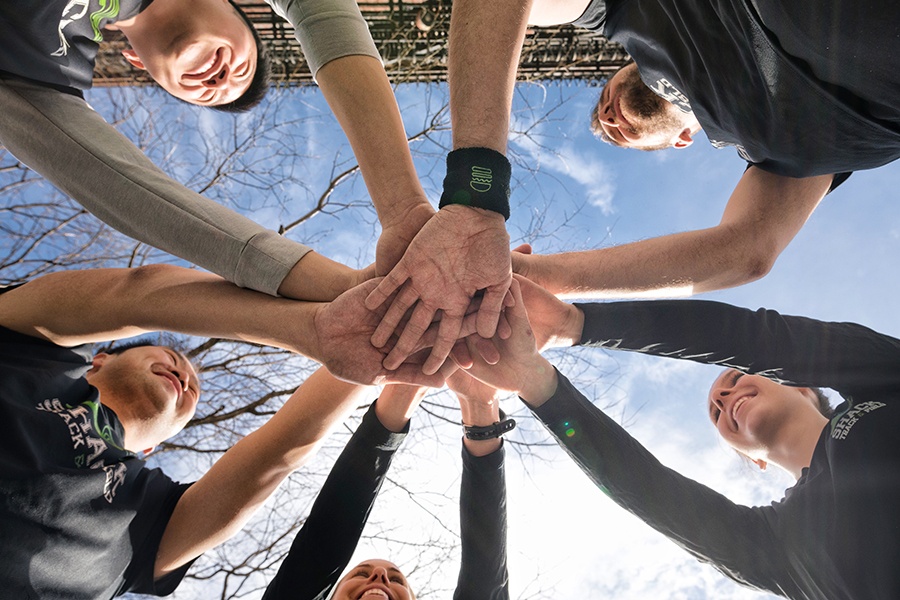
[52,0,121,58]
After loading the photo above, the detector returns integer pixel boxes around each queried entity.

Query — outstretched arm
[153,367,366,579]
[268,0,434,275]
[360,0,552,371]
[0,265,450,386]
[0,78,363,302]
[457,282,788,596]
[514,168,832,298]
[261,384,425,599]
[447,372,510,599]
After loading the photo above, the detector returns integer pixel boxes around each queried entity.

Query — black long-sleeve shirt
[263,402,509,600]
[531,300,900,600]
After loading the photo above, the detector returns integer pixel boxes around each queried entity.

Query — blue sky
[74,79,900,599]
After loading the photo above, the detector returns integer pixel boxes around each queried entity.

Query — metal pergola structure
[93,0,628,88]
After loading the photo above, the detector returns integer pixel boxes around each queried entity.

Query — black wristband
[463,412,517,440]
[439,147,512,220]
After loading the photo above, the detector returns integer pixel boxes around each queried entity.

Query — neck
[766,414,828,479]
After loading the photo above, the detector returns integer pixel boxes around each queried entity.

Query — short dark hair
[212,0,272,113]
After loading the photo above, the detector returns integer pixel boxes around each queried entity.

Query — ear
[90,352,111,371]
[672,128,694,149]
[752,458,768,471]
[121,49,146,70]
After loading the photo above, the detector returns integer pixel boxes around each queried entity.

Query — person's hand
[447,369,502,409]
[515,274,584,350]
[312,279,453,387]
[376,202,435,276]
[456,279,558,406]
[366,205,513,375]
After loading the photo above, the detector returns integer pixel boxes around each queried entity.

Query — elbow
[732,243,780,285]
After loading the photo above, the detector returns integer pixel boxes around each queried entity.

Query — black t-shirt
[574,0,900,178]
[0,324,190,599]
[532,300,900,599]
[0,0,150,93]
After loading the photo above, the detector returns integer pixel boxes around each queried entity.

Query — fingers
[370,281,420,348]
[511,243,533,254]
[475,283,511,338]
[422,312,465,375]
[451,340,474,368]
[496,289,515,339]
[382,302,437,371]
[505,278,528,327]
[469,335,501,365]
[364,264,410,311]
[382,362,450,388]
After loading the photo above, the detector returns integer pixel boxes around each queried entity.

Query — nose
[712,392,726,410]
[202,65,230,88]
[367,567,389,584]
[601,99,620,127]
[169,364,189,394]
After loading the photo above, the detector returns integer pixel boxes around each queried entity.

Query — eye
[712,407,721,422]
[353,569,370,578]
[390,576,404,584]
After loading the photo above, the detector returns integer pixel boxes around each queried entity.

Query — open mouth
[731,394,753,424]
[186,48,223,81]
[158,371,182,398]
[358,589,390,600]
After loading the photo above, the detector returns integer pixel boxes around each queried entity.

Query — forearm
[271,0,431,225]
[0,266,322,357]
[575,299,900,393]
[519,168,830,299]
[156,368,368,578]
[522,227,770,299]
[0,78,310,296]
[529,370,780,590]
[316,56,432,226]
[276,250,369,301]
[449,0,533,152]
[454,442,509,599]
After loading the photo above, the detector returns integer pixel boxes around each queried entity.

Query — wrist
[439,148,512,220]
[518,360,558,408]
[458,396,501,427]
[380,198,434,233]
[562,304,585,347]
[463,436,502,457]
[374,400,411,433]
[279,252,357,301]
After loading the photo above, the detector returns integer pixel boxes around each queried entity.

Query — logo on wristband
[470,166,493,193]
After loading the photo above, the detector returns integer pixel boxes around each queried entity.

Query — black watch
[463,411,517,440]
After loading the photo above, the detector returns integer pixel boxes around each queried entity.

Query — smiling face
[592,63,695,151]
[332,559,413,600]
[119,0,257,107]
[707,369,821,460]
[86,346,201,446]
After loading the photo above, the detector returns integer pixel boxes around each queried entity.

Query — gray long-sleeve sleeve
[0,77,310,295]
[266,0,381,78]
